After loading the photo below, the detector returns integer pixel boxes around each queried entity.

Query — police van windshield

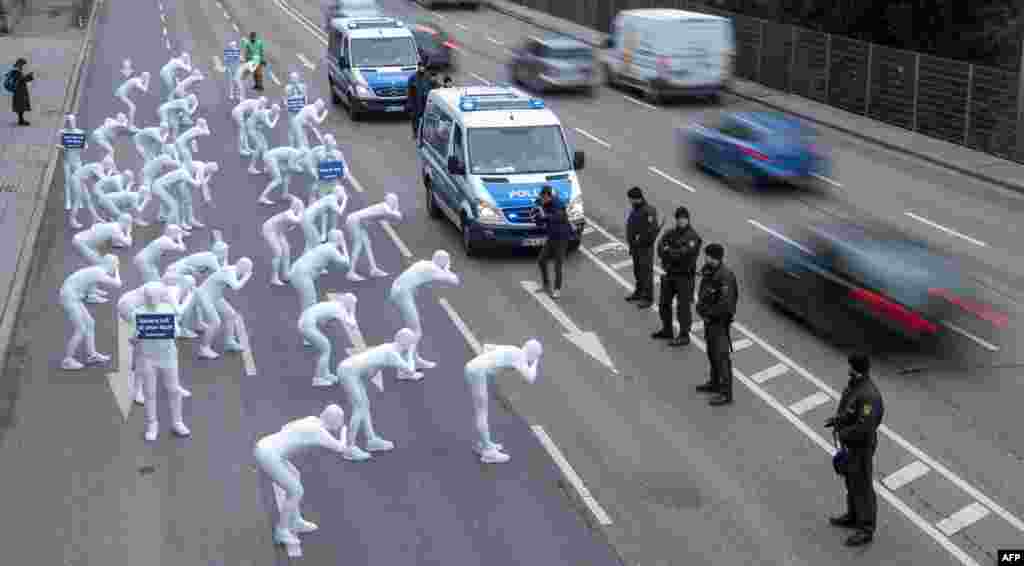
[350,37,418,67]
[467,125,571,175]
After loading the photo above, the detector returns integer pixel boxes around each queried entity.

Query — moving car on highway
[414,0,479,9]
[682,111,830,190]
[322,0,380,26]
[411,20,457,70]
[418,86,586,256]
[508,35,597,95]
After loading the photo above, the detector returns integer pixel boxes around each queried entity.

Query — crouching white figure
[94,169,149,224]
[466,339,542,463]
[134,224,187,282]
[157,93,199,141]
[115,70,150,129]
[288,229,349,312]
[246,102,281,174]
[345,193,401,281]
[134,122,171,163]
[173,68,204,127]
[301,183,347,254]
[60,254,122,370]
[299,292,357,385]
[71,213,132,303]
[171,231,229,338]
[334,328,418,461]
[259,146,308,205]
[160,51,192,102]
[90,112,132,159]
[253,405,348,546]
[263,195,305,286]
[387,250,461,380]
[289,98,327,151]
[68,154,115,229]
[195,257,253,360]
[231,96,266,156]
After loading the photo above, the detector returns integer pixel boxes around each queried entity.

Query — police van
[418,86,586,255]
[326,16,419,121]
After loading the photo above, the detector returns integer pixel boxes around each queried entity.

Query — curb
[482,1,1024,196]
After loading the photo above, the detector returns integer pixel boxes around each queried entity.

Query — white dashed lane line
[224,10,230,19]
[573,127,611,149]
[455,22,468,30]
[486,35,504,46]
[162,26,167,36]
[623,94,657,110]
[297,52,316,70]
[232,22,240,33]
[469,72,492,85]
[905,211,988,247]
[160,13,166,23]
[648,166,696,193]
[165,39,171,50]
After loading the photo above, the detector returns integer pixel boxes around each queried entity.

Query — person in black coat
[533,185,573,297]
[624,186,660,308]
[407,58,436,139]
[11,58,34,126]
[695,243,738,406]
[652,206,702,346]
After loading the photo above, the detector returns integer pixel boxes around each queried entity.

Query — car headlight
[476,199,503,225]
[567,195,584,220]
[355,85,373,98]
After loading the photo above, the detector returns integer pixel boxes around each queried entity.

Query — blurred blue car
[682,111,829,189]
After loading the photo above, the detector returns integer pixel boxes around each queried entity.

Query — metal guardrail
[505,0,1023,164]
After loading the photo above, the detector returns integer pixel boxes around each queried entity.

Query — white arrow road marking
[329,293,382,391]
[297,53,316,70]
[521,280,617,373]
[272,484,303,557]
[236,316,257,376]
[212,55,225,73]
[106,318,135,422]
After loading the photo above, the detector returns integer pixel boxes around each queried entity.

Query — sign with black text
[136,313,175,339]
[62,132,86,149]
[224,47,241,66]
[287,95,307,113]
[318,160,344,181]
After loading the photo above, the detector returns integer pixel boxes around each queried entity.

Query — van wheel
[426,185,442,219]
[461,215,478,257]
[329,79,341,104]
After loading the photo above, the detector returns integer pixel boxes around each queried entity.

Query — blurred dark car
[755,221,1007,343]
[412,21,457,69]
[508,35,597,95]
[682,111,830,190]
[414,0,479,9]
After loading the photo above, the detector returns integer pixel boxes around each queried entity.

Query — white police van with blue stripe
[326,16,419,121]
[418,86,586,255]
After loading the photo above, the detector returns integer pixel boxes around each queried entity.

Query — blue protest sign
[224,47,241,65]
[62,132,85,149]
[318,160,344,181]
[136,313,175,339]
[287,95,307,113]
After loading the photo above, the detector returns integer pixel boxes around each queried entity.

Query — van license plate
[522,238,546,247]
[385,106,404,112]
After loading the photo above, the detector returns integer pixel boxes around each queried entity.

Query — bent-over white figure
[134,122,170,163]
[115,71,150,128]
[134,224,186,282]
[68,154,115,229]
[195,257,253,360]
[300,183,347,254]
[246,102,281,174]
[299,292,357,385]
[231,96,266,156]
[465,340,542,463]
[177,161,218,230]
[289,99,326,151]
[72,214,132,302]
[60,255,122,370]
[258,146,308,204]
[388,250,461,380]
[152,165,206,229]
[160,52,192,102]
[288,229,349,312]
[174,117,210,173]
[132,282,192,441]
[173,68,204,127]
[58,114,87,211]
[171,231,229,337]
[262,195,305,286]
[91,112,131,159]
[157,94,199,141]
[345,193,401,281]
[93,169,144,223]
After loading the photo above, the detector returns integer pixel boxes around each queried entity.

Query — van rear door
[651,18,732,85]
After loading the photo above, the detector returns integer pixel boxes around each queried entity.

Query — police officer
[652,206,701,346]
[695,243,738,406]
[533,185,573,298]
[825,353,883,547]
[624,187,660,309]
[407,57,435,139]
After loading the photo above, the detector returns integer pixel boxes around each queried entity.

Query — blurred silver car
[415,0,480,8]
[508,35,596,95]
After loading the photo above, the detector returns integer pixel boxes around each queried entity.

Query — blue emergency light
[346,18,401,29]
[459,94,545,112]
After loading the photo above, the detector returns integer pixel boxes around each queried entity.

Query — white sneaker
[368,268,388,278]
[345,271,365,282]
[396,370,423,381]
[61,357,84,370]
[342,445,371,461]
[144,421,158,441]
[416,358,437,370]
[480,447,510,464]
[171,421,191,437]
[86,352,111,364]
[365,437,394,452]
[311,377,334,387]
[551,289,561,298]
[273,528,300,546]
[197,346,219,360]
[292,519,318,534]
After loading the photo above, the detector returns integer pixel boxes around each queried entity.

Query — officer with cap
[407,57,435,139]
[695,243,738,405]
[652,206,702,346]
[825,353,884,547]
[624,187,660,308]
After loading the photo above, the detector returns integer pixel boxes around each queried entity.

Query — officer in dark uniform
[624,187,660,309]
[825,353,884,547]
[652,206,702,346]
[695,243,738,406]
[407,57,435,139]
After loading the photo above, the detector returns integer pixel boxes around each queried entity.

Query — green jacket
[242,38,265,65]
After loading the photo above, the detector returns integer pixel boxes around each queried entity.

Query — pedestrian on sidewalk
[651,206,701,346]
[533,185,572,298]
[695,243,738,406]
[624,186,660,309]
[9,58,34,126]
[242,32,265,91]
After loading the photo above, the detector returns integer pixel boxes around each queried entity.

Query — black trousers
[659,274,695,335]
[844,442,878,533]
[411,110,423,137]
[704,321,733,397]
[631,246,655,301]
[538,238,568,290]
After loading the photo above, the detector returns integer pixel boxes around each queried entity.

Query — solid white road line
[469,72,492,85]
[610,259,632,270]
[274,0,327,43]
[749,363,788,384]
[212,56,225,73]
[160,13,165,23]
[788,391,831,416]
[521,281,582,334]
[905,211,987,247]
[883,461,931,491]
[159,2,164,10]
[345,171,365,193]
[439,298,482,355]
[941,321,999,352]
[431,11,447,20]
[573,127,611,148]
[163,26,167,36]
[297,53,315,70]
[486,35,504,46]
[165,39,171,50]
[455,22,468,30]
[623,94,657,110]
[648,166,696,193]
[224,10,230,19]
[232,22,240,33]
[747,219,813,254]
[731,338,753,351]
[236,316,257,377]
[269,71,281,86]
[531,425,613,526]
[272,484,303,557]
[379,220,412,258]
[812,173,842,187]
[590,241,625,254]
[937,502,990,536]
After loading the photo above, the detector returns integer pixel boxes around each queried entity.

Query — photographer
[533,185,573,298]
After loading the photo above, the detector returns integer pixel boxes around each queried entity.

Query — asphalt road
[0,0,1021,564]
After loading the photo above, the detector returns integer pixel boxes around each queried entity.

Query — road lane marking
[573,127,611,148]
[812,173,842,187]
[623,94,657,110]
[522,281,581,333]
[106,318,135,421]
[648,166,696,192]
[590,241,625,254]
[469,72,492,85]
[486,35,504,46]
[163,26,167,36]
[690,320,703,332]
[788,391,831,415]
[165,39,171,50]
[274,0,327,44]
[941,321,999,351]
[297,53,315,70]
[731,338,753,351]
[224,10,230,19]
[749,362,787,384]
[455,22,468,30]
[158,2,163,10]
[232,22,240,33]
[937,502,990,536]
[521,280,617,372]
[883,461,930,491]
[905,211,987,247]
[270,71,281,86]
[531,425,613,526]
[439,298,482,355]
[236,316,257,376]
[747,219,813,255]
[610,259,632,270]
[431,11,447,20]
[160,13,165,23]
[379,220,412,258]
[345,171,365,193]
[272,484,303,557]
[212,56,225,73]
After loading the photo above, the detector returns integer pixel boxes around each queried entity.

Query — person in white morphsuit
[388,250,461,380]
[300,183,347,254]
[465,339,542,463]
[289,99,326,151]
[152,164,207,229]
[115,71,150,128]
[91,112,132,159]
[95,172,150,225]
[194,257,253,360]
[232,60,257,103]
[68,154,115,229]
[174,117,209,172]
[223,41,242,100]
[179,160,218,229]
[57,114,87,211]
[157,93,199,141]
[345,193,401,281]
[160,52,192,102]
[231,96,266,156]
[172,231,229,337]
[134,122,171,162]
[262,195,305,286]
[245,102,281,174]
[120,58,133,79]
[284,71,308,148]
[173,69,204,126]
[71,213,132,303]
[258,146,308,205]
[288,229,349,312]
[333,328,418,461]
[305,133,345,204]
[133,282,192,441]
[60,254,122,370]
[253,405,348,546]
[134,224,187,282]
[139,149,178,222]
[299,292,357,386]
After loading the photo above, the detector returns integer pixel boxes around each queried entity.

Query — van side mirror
[448,155,465,175]
[573,151,585,170]
[604,38,613,48]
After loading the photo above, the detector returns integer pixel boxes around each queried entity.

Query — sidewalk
[484,0,1024,194]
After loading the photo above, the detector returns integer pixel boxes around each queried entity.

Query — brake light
[928,288,1009,327]
[740,146,769,161]
[443,40,457,49]
[849,288,939,334]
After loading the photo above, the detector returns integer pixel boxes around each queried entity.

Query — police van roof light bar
[459,93,545,112]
